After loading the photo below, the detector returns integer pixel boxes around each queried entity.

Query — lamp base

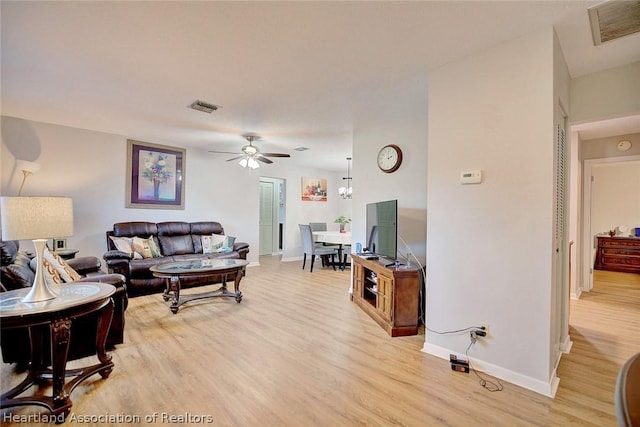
[21,239,58,303]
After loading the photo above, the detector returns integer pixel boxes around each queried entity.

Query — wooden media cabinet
[351,254,421,337]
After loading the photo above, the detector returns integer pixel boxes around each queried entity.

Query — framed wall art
[126,140,186,209]
[301,177,327,202]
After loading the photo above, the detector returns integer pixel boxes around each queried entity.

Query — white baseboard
[422,342,559,397]
[560,335,573,354]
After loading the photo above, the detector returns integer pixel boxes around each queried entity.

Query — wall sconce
[338,157,353,199]
[16,160,41,196]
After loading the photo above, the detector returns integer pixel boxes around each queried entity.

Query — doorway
[259,177,286,256]
[581,156,640,292]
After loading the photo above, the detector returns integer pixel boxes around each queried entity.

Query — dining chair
[299,224,337,272]
[309,222,327,232]
[309,222,340,249]
[366,225,379,253]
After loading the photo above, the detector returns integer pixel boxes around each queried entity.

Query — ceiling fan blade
[255,156,273,164]
[261,153,291,158]
[226,156,245,162]
[209,150,243,155]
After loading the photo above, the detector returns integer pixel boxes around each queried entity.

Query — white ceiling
[2,1,640,171]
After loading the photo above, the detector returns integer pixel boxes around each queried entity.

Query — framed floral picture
[301,177,327,202]
[126,140,186,209]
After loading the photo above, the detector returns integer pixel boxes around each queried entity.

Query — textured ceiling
[2,1,640,170]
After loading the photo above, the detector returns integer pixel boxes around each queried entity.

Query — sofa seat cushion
[129,257,171,278]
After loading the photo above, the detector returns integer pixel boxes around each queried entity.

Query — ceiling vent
[588,0,640,45]
[189,100,220,114]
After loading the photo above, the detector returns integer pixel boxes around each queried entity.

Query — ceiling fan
[208,135,290,169]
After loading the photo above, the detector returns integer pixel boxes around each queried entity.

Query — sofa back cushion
[1,240,20,265]
[1,240,35,291]
[109,222,159,249]
[108,222,160,253]
[157,222,194,256]
[190,222,225,253]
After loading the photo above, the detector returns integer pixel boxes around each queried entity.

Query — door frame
[259,177,286,256]
[581,154,640,293]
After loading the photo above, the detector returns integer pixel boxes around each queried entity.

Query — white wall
[581,133,640,160]
[425,28,557,395]
[351,77,428,267]
[1,116,344,265]
[591,161,640,236]
[570,61,640,125]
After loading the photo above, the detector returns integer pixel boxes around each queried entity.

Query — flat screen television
[365,199,398,263]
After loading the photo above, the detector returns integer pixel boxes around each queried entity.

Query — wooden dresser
[594,236,640,274]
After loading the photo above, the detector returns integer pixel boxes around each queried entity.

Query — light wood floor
[1,259,639,426]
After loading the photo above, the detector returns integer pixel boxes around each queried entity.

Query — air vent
[294,147,310,151]
[189,100,220,113]
[588,0,640,45]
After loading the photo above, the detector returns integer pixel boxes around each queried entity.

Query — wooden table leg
[170,276,181,314]
[51,319,72,409]
[234,269,244,303]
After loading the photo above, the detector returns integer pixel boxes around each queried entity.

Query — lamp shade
[1,197,74,240]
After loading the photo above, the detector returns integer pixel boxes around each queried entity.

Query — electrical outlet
[480,323,489,335]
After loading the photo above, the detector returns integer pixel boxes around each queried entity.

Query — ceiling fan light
[243,145,258,155]
[239,158,248,168]
[248,158,260,169]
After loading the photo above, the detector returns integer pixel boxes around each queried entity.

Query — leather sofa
[104,221,250,297]
[0,240,128,366]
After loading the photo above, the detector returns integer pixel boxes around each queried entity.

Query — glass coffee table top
[150,258,249,274]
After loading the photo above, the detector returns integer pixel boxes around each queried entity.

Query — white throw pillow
[109,236,143,259]
[131,236,162,259]
[30,247,81,285]
[202,234,238,254]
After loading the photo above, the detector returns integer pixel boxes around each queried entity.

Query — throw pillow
[210,234,227,252]
[43,247,82,282]
[202,234,231,254]
[109,236,143,259]
[216,235,236,253]
[148,237,162,257]
[201,235,212,254]
[29,252,65,287]
[131,236,162,259]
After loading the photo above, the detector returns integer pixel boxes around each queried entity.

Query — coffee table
[0,282,115,422]
[150,258,249,314]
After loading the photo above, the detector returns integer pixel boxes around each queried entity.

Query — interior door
[259,181,275,256]
[553,116,570,359]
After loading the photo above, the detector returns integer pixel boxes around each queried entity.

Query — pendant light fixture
[338,157,353,199]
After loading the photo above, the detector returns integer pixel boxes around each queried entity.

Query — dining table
[313,231,352,270]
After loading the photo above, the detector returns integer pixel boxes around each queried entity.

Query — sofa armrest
[67,256,102,276]
[233,241,250,259]
[103,250,133,279]
[103,250,133,261]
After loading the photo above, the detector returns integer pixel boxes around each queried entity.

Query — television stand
[377,256,397,267]
[351,254,421,337]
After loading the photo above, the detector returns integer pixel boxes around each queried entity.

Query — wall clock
[377,144,403,173]
[617,140,632,151]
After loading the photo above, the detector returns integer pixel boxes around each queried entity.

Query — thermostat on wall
[460,170,483,184]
